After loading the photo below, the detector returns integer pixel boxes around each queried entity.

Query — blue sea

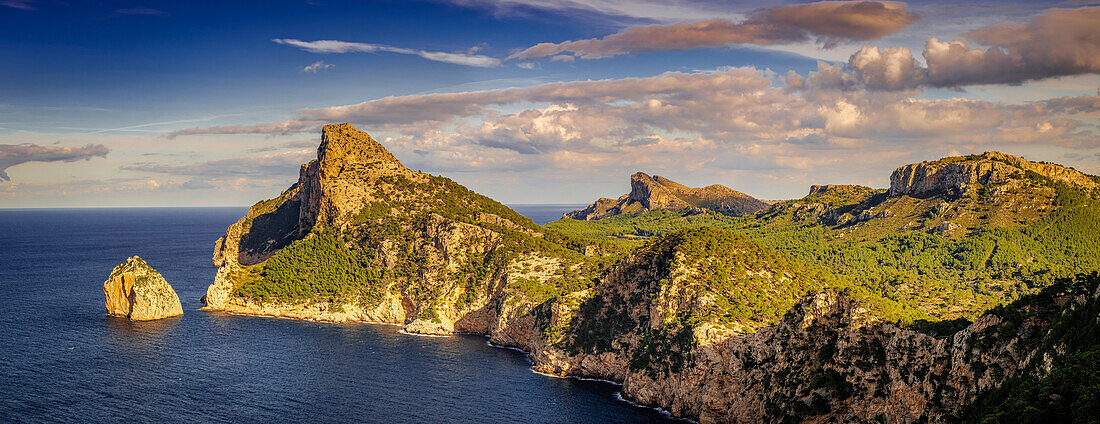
[0,206,679,423]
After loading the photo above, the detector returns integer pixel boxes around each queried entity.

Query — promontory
[202,123,1100,423]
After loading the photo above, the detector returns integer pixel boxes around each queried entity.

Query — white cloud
[302,61,334,73]
[439,0,740,23]
[273,38,502,67]
[0,143,110,181]
[169,65,1100,200]
[0,0,34,10]
[507,1,915,61]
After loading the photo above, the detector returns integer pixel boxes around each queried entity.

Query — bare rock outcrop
[203,123,538,336]
[103,256,182,320]
[199,125,1100,423]
[889,151,1098,198]
[565,172,769,220]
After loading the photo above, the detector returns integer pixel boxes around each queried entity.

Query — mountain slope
[203,123,616,334]
[565,172,769,220]
[549,151,1100,320]
[202,126,1100,423]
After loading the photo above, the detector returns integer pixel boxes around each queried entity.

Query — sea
[0,206,684,423]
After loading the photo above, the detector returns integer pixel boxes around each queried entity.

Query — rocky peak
[315,123,402,177]
[299,123,412,231]
[628,172,692,210]
[889,151,1097,198]
[566,172,769,220]
[215,123,420,266]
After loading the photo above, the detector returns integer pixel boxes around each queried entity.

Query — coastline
[201,304,696,422]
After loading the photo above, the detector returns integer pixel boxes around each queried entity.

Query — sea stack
[103,256,183,320]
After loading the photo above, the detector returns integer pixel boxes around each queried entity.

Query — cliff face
[760,151,1097,232]
[487,229,1100,423]
[211,124,413,268]
[202,125,1099,423]
[104,256,182,321]
[565,172,769,220]
[889,151,1098,198]
[621,281,1098,423]
[203,123,590,338]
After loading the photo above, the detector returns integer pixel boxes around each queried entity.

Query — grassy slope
[230,172,625,309]
[546,177,1100,322]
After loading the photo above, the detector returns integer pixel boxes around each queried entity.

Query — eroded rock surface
[200,124,1100,423]
[889,151,1097,198]
[103,256,182,320]
[565,172,769,220]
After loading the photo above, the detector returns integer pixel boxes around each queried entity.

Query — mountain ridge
[201,123,1100,423]
[565,172,770,220]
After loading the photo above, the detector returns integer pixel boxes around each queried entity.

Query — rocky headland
[565,172,769,220]
[104,256,183,320]
[201,123,1100,423]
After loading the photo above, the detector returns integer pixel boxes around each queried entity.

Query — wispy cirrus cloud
[0,0,34,10]
[121,149,313,179]
[440,0,739,23]
[508,1,916,61]
[272,38,502,67]
[0,143,110,181]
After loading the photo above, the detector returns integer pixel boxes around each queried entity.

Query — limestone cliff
[889,151,1097,198]
[760,151,1098,233]
[202,123,597,337]
[565,172,769,220]
[103,256,182,320]
[499,231,1100,423]
[202,125,1099,423]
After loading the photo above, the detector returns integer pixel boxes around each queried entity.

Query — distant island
[201,123,1100,423]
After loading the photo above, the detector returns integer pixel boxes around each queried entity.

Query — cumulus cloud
[172,64,1100,186]
[0,143,110,181]
[942,6,1100,85]
[168,68,772,137]
[508,1,915,61]
[302,61,334,73]
[845,6,1100,90]
[273,38,502,67]
[847,45,924,90]
[160,62,1100,202]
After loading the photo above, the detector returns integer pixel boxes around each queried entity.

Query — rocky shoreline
[200,124,1100,423]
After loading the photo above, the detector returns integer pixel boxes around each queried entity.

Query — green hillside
[547,155,1100,321]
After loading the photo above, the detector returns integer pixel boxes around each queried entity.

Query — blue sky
[1,0,1098,207]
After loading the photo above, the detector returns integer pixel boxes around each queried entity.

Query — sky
[1,0,1098,207]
